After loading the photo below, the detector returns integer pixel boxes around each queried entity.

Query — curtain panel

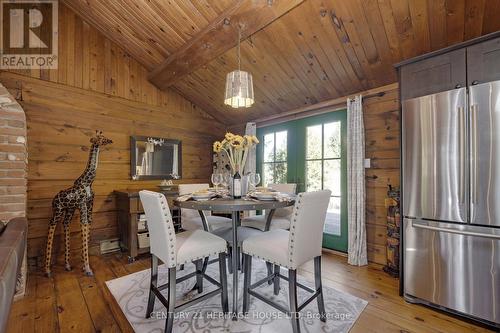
[347,95,367,266]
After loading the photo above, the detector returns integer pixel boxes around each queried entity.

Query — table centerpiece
[213,132,259,198]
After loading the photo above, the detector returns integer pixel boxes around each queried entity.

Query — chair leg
[218,252,229,313]
[314,256,326,322]
[195,259,203,293]
[266,262,273,285]
[146,255,158,318]
[201,257,209,274]
[242,254,252,313]
[273,264,280,295]
[228,246,233,274]
[288,269,301,333]
[165,267,176,333]
[237,246,242,271]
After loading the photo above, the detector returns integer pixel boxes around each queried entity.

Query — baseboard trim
[321,248,387,272]
[321,248,347,257]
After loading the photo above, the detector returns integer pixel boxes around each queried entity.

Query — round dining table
[174,197,295,319]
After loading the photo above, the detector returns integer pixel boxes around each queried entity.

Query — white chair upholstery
[139,190,229,332]
[139,190,227,267]
[241,216,291,231]
[211,225,264,244]
[242,190,331,269]
[241,183,297,231]
[242,190,331,333]
[178,183,231,231]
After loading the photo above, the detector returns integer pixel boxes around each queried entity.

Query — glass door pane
[299,111,347,252]
[305,121,342,237]
[261,130,288,186]
[324,197,341,235]
[256,110,347,252]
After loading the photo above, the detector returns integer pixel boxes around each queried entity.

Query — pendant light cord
[237,25,241,72]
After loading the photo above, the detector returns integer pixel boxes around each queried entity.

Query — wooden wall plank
[363,85,400,266]
[0,4,226,264]
[1,71,224,263]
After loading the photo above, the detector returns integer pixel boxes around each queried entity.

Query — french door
[256,111,347,252]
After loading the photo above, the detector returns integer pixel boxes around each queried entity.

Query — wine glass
[211,173,222,193]
[248,173,261,192]
[220,172,230,189]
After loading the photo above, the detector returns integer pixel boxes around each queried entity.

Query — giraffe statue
[44,131,112,277]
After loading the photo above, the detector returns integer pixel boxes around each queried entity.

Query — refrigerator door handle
[470,104,478,221]
[411,220,500,239]
[458,106,467,217]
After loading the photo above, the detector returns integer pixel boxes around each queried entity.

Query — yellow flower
[213,141,222,153]
[230,135,244,149]
[225,132,235,141]
[251,135,259,144]
[244,135,253,146]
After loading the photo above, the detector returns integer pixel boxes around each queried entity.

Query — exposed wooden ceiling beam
[148,0,304,90]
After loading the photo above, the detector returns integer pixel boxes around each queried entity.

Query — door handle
[457,106,466,212]
[412,221,500,240]
[470,104,478,210]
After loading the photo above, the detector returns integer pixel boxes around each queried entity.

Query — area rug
[106,259,367,332]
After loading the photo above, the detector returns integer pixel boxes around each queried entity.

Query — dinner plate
[192,194,213,201]
[254,196,276,201]
[252,192,276,201]
[255,187,276,192]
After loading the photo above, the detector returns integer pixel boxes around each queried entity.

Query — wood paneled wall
[0,4,225,263]
[7,4,205,108]
[364,85,400,265]
[254,83,400,266]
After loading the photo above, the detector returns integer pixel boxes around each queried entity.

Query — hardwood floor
[7,252,493,333]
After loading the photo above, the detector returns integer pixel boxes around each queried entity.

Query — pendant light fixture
[224,25,254,108]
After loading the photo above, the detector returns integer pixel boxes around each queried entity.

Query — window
[262,131,287,186]
[305,121,342,236]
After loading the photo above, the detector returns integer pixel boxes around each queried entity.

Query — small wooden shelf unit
[115,190,181,262]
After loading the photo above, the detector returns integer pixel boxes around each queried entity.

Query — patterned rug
[106,259,367,332]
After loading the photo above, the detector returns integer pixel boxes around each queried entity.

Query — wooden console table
[115,189,181,262]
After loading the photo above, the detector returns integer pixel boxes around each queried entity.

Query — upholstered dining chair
[241,183,297,231]
[139,190,229,333]
[178,183,231,232]
[241,190,331,333]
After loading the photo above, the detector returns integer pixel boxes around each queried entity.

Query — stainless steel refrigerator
[402,81,500,327]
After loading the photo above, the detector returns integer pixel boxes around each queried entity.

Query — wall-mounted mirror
[130,136,182,180]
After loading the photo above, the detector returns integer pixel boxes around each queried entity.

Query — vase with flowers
[213,132,259,198]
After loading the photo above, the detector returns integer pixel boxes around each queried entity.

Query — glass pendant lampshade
[224,26,254,108]
[224,70,254,108]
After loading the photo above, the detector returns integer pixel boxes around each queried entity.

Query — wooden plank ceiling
[63,0,500,125]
